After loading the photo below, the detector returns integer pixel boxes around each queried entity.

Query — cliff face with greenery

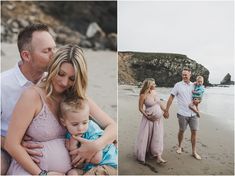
[119,52,210,87]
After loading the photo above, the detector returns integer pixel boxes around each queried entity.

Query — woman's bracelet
[39,170,48,175]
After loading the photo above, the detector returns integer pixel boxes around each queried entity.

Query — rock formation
[220,73,234,85]
[119,52,210,87]
[1,1,117,51]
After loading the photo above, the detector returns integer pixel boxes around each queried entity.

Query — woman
[5,44,117,175]
[135,78,166,164]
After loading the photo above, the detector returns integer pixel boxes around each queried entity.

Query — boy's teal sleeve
[83,120,103,140]
[65,131,71,139]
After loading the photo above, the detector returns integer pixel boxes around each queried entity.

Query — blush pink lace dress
[7,88,72,175]
[134,92,164,163]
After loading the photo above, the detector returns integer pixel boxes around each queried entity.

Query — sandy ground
[118,85,234,175]
[1,43,117,121]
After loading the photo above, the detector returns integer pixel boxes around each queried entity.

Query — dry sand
[1,43,117,121]
[118,85,234,175]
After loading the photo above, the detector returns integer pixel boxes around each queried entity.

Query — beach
[1,43,117,121]
[118,85,234,175]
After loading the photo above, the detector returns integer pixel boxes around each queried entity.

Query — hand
[163,110,169,119]
[144,113,155,122]
[69,136,99,167]
[21,136,43,164]
[147,115,157,122]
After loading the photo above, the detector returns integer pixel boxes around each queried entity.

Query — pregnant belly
[36,138,72,173]
[146,106,163,120]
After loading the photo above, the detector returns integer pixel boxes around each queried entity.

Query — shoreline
[118,83,235,88]
[118,85,234,175]
[118,84,234,131]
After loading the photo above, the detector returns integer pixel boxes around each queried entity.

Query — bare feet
[192,152,202,160]
[156,156,167,164]
[156,159,167,164]
[176,147,182,154]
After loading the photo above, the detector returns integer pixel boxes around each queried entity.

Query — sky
[118,0,234,84]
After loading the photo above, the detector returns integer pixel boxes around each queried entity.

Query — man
[164,68,202,160]
[1,23,56,174]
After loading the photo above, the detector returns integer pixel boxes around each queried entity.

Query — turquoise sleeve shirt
[83,120,117,172]
[192,84,205,99]
[67,120,117,172]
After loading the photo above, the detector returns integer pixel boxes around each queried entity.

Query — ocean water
[120,85,234,130]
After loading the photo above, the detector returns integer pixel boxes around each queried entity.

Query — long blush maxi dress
[135,93,164,163]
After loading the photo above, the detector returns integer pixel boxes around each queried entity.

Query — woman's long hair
[139,78,155,95]
[40,44,88,100]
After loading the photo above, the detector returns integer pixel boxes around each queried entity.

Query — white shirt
[1,63,33,136]
[171,81,196,117]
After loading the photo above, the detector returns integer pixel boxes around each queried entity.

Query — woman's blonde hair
[140,78,155,95]
[40,44,88,100]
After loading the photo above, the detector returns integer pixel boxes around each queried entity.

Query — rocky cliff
[118,52,210,87]
[1,1,117,50]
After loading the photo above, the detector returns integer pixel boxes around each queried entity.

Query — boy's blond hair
[60,98,89,119]
[196,75,204,82]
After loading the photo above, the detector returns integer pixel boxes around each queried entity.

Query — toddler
[189,76,205,117]
[60,98,117,175]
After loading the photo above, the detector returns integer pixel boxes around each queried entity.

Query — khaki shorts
[177,113,199,131]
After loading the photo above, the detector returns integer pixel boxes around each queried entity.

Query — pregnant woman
[5,44,117,175]
[135,78,167,164]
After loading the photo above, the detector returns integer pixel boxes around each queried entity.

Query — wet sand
[118,85,234,175]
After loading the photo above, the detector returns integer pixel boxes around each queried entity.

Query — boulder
[54,26,81,45]
[86,22,104,38]
[1,1,117,50]
[107,33,117,51]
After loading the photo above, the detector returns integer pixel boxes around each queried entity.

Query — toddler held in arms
[189,76,205,117]
[59,98,117,175]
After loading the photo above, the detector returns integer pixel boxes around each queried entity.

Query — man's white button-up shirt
[171,81,196,117]
[1,63,33,136]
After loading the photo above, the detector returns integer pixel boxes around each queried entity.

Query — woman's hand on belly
[69,136,99,167]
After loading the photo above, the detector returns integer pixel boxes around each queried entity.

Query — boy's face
[197,78,204,85]
[193,98,201,105]
[62,110,89,136]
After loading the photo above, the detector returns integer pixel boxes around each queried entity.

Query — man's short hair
[183,67,191,72]
[17,23,49,52]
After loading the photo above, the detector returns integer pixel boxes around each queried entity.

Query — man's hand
[69,136,99,167]
[21,135,43,164]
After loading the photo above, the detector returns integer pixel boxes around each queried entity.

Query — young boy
[59,98,117,175]
[189,76,205,117]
